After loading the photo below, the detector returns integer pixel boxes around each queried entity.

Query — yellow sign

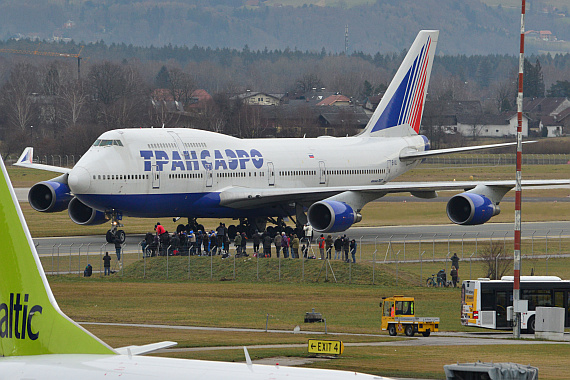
[307,340,344,355]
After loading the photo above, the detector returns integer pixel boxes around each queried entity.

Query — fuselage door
[319,161,327,185]
[152,164,160,189]
[267,162,275,186]
[206,167,213,187]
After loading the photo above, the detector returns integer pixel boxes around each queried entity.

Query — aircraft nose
[68,166,91,194]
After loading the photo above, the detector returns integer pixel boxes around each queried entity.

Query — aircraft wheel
[404,325,414,337]
[105,230,114,243]
[117,230,126,244]
[177,224,186,233]
[388,324,397,336]
[197,224,205,233]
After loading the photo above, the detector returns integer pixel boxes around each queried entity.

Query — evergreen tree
[547,80,570,98]
[155,66,170,89]
[523,58,545,98]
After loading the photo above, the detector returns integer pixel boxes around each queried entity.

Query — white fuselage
[67,128,427,218]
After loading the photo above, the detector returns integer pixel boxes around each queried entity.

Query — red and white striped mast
[513,0,526,339]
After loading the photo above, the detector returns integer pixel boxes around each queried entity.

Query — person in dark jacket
[114,236,122,261]
[281,232,289,258]
[240,232,247,254]
[252,232,261,255]
[342,235,350,262]
[450,266,458,287]
[350,239,357,263]
[334,236,342,260]
[263,233,272,257]
[103,252,112,276]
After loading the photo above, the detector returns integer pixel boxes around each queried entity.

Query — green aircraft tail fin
[0,156,115,356]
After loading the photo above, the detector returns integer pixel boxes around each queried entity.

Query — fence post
[57,243,61,275]
[68,243,74,274]
[167,245,171,279]
[546,255,550,275]
[469,252,475,280]
[51,244,56,274]
[420,251,425,285]
[461,233,466,259]
[418,234,422,262]
[546,230,550,256]
[403,234,408,261]
[531,230,536,256]
[77,244,84,276]
[395,251,399,286]
[433,234,436,262]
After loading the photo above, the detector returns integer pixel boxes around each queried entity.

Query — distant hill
[0,0,568,55]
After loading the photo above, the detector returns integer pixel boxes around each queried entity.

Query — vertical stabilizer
[0,156,115,356]
[363,30,438,137]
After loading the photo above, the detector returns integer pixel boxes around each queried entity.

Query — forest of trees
[0,38,568,159]
[0,0,568,55]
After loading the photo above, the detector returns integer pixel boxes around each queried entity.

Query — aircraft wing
[13,147,71,174]
[115,341,178,356]
[219,179,570,209]
[399,141,535,160]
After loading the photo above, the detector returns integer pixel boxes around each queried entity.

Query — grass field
[9,162,570,379]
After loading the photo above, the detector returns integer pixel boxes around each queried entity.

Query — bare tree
[479,245,512,280]
[1,63,39,131]
[295,73,324,93]
[167,68,195,106]
[59,80,88,129]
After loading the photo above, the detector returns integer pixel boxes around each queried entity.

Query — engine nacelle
[446,193,500,225]
[307,200,362,233]
[28,181,72,213]
[68,197,108,225]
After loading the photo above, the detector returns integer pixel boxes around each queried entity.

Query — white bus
[461,276,570,333]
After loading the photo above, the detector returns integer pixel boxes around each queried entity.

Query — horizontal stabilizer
[116,341,178,356]
[14,147,71,174]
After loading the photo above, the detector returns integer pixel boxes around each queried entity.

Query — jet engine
[307,200,362,233]
[446,192,500,225]
[68,197,108,225]
[28,181,72,213]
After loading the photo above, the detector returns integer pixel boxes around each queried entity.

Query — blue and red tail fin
[363,30,438,137]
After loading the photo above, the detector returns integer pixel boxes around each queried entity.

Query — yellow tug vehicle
[380,295,439,337]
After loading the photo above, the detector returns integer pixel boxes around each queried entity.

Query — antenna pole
[513,0,526,339]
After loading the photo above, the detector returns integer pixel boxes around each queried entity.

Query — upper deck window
[93,139,123,147]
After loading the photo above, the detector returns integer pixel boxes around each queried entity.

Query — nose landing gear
[105,211,125,243]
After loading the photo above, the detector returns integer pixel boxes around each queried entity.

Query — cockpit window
[92,139,123,147]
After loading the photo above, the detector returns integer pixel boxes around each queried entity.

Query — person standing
[113,235,122,262]
[103,252,112,276]
[342,235,350,262]
[263,233,272,258]
[274,233,282,258]
[303,223,313,247]
[252,232,261,255]
[450,266,458,287]
[281,232,290,258]
[291,234,300,259]
[234,232,242,255]
[325,235,333,260]
[350,239,357,263]
[216,223,226,252]
[451,253,460,276]
[334,236,342,260]
[318,234,325,260]
[240,232,247,255]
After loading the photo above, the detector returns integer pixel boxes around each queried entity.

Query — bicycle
[426,274,438,287]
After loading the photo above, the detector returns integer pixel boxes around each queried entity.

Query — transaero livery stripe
[140,148,264,171]
[371,36,433,133]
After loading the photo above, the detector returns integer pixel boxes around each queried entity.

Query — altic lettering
[0,293,42,340]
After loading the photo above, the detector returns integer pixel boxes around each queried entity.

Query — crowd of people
[135,222,358,263]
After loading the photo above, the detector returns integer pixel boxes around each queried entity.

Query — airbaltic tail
[1,149,394,380]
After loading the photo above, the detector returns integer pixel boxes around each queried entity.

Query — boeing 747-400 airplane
[15,30,569,243]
